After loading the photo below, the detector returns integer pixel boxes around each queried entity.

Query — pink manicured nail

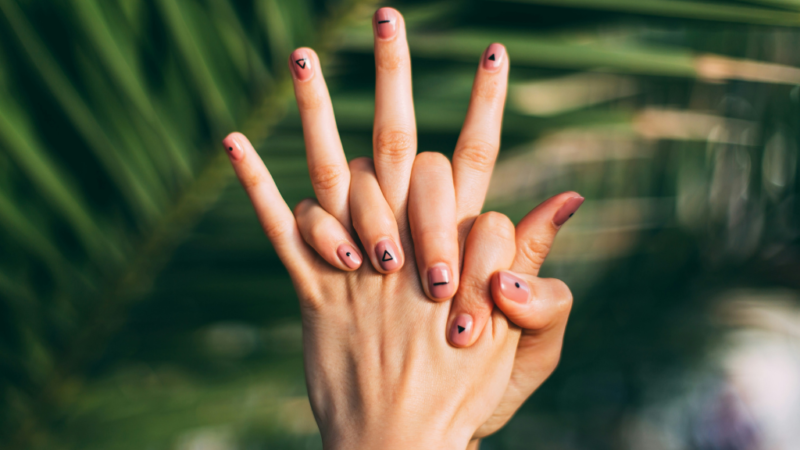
[375,8,397,39]
[289,49,313,81]
[375,239,400,272]
[428,264,453,299]
[337,244,362,270]
[553,196,585,227]
[497,272,530,304]
[483,43,505,70]
[449,314,473,346]
[222,132,246,161]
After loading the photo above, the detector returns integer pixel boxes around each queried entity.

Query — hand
[223,7,523,448]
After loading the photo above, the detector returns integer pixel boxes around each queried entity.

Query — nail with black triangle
[450,313,473,347]
[289,49,313,82]
[375,239,401,272]
[483,42,505,70]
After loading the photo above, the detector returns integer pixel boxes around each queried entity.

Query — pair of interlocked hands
[223,7,583,450]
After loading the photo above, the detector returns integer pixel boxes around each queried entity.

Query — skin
[224,7,579,448]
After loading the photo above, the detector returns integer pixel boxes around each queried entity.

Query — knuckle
[262,219,294,242]
[375,128,415,163]
[474,78,500,102]
[239,169,266,191]
[309,163,348,193]
[349,157,374,172]
[376,50,408,72]
[518,237,552,270]
[456,139,497,173]
[549,279,574,315]
[475,212,514,240]
[296,90,323,111]
[293,197,318,217]
[415,151,449,167]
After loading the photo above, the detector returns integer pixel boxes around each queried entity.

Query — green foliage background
[2,0,800,449]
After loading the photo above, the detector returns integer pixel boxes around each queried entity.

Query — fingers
[372,7,417,218]
[409,152,459,301]
[349,157,404,274]
[512,192,584,276]
[491,271,573,401]
[453,43,509,238]
[294,198,363,271]
[288,48,351,227]
[447,212,516,347]
[223,132,312,276]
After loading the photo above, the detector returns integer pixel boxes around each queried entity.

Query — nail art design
[553,196,585,227]
[222,132,245,161]
[497,272,530,304]
[337,244,362,270]
[375,8,397,39]
[376,239,400,272]
[483,43,505,70]
[289,50,313,81]
[428,264,454,299]
[450,314,473,346]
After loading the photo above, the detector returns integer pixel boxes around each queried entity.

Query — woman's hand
[224,6,582,448]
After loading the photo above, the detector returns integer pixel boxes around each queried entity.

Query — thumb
[491,270,573,400]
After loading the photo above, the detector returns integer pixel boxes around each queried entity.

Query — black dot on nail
[515,282,520,288]
[346,252,351,257]
[228,147,233,151]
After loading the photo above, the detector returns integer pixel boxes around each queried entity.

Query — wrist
[323,426,471,450]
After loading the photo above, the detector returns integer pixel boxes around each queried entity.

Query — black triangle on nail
[488,54,496,61]
[295,58,307,69]
[382,250,393,262]
[457,325,465,333]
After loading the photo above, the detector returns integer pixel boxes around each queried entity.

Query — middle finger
[372,7,417,220]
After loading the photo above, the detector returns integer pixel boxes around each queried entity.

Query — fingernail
[375,8,397,39]
[222,132,245,161]
[497,272,530,304]
[483,43,505,70]
[375,239,400,272]
[337,244,362,270]
[553,196,585,227]
[289,49,313,81]
[449,314,473,347]
[428,264,453,299]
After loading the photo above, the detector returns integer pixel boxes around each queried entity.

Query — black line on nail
[569,213,574,218]
[382,250,394,262]
[433,281,448,286]
[457,325,465,333]
[378,20,391,24]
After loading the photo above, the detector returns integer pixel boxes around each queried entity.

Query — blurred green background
[3,0,800,449]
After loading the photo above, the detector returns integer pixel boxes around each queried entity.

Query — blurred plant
[2,1,800,449]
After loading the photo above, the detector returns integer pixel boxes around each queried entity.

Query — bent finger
[224,132,313,277]
[294,198,363,271]
[491,272,573,403]
[448,212,516,347]
[289,48,351,227]
[350,157,404,274]
[409,152,459,301]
